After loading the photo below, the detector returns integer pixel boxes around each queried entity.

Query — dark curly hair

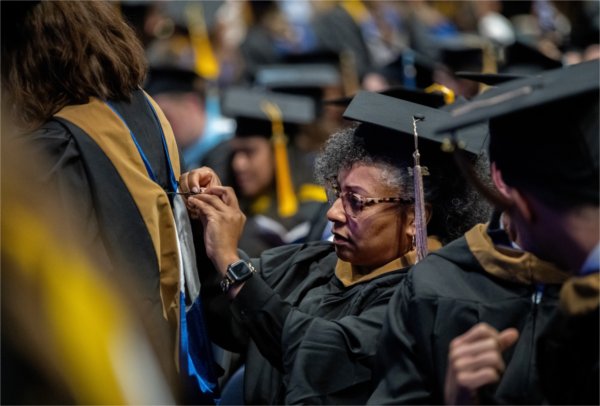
[314,123,491,244]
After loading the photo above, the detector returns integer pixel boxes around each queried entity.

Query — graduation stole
[54,96,181,324]
[56,95,220,399]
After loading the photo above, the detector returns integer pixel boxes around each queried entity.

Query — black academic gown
[536,272,600,405]
[201,241,408,405]
[368,223,570,405]
[24,89,180,341]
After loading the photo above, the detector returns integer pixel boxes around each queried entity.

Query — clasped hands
[179,167,245,274]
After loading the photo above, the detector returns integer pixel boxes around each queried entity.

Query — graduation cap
[436,34,487,74]
[324,85,446,109]
[254,62,342,116]
[144,67,203,96]
[372,49,437,90]
[500,39,563,75]
[454,71,528,86]
[343,91,488,261]
[344,91,487,156]
[436,59,599,205]
[255,64,341,90]
[222,87,316,217]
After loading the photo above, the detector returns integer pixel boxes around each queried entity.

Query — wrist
[214,254,241,276]
[220,259,256,295]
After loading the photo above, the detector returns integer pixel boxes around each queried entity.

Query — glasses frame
[326,179,413,219]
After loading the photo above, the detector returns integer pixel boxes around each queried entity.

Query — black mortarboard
[255,64,341,89]
[324,85,446,109]
[454,71,528,86]
[435,60,599,204]
[344,91,487,156]
[373,49,436,89]
[254,62,342,115]
[144,67,203,96]
[500,39,563,75]
[436,34,486,73]
[222,87,315,137]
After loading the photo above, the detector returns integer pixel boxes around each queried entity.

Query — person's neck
[547,205,599,272]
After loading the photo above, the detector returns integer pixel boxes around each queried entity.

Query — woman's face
[327,163,413,271]
[230,136,274,199]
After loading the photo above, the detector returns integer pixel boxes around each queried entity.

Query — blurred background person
[220,87,331,257]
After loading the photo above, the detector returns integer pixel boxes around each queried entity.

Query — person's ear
[506,187,535,225]
[491,162,510,199]
[404,208,416,238]
[404,204,432,238]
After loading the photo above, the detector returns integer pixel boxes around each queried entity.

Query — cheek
[354,215,396,248]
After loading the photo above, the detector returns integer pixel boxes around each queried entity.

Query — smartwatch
[220,260,256,293]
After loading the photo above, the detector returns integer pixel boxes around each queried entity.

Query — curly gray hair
[314,123,491,244]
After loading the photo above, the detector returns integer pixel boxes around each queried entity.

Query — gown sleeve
[368,271,438,405]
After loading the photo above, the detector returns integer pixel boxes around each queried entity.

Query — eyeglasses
[326,181,412,219]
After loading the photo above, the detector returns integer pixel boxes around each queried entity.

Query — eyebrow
[340,183,375,196]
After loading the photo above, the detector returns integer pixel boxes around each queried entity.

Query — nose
[231,152,247,173]
[326,197,346,223]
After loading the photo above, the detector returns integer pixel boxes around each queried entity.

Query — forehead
[338,163,398,195]
[230,136,271,150]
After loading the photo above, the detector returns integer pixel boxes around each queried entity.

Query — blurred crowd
[1,1,598,405]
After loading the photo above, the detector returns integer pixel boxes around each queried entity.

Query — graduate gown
[536,272,599,405]
[368,223,570,405]
[201,240,418,404]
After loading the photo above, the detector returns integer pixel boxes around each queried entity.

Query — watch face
[229,261,253,280]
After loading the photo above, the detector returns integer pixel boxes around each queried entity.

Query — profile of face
[230,136,275,199]
[327,163,414,271]
[153,93,205,149]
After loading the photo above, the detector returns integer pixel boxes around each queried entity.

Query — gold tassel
[261,101,298,218]
[412,115,428,262]
[185,3,219,80]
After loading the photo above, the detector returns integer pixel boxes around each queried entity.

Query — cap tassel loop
[412,115,428,262]
[261,101,298,218]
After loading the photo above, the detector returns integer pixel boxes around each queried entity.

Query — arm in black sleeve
[368,271,438,405]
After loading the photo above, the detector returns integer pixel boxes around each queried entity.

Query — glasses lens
[342,192,364,218]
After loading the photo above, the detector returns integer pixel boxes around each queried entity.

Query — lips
[332,232,351,245]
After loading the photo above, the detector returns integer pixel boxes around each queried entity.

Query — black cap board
[254,64,341,89]
[436,60,599,133]
[222,87,316,137]
[435,59,599,204]
[324,85,446,109]
[501,39,563,74]
[344,91,488,156]
[454,71,528,86]
[436,34,486,73]
[144,67,202,96]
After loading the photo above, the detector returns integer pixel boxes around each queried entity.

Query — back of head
[490,93,599,208]
[1,1,147,130]
[435,60,599,211]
